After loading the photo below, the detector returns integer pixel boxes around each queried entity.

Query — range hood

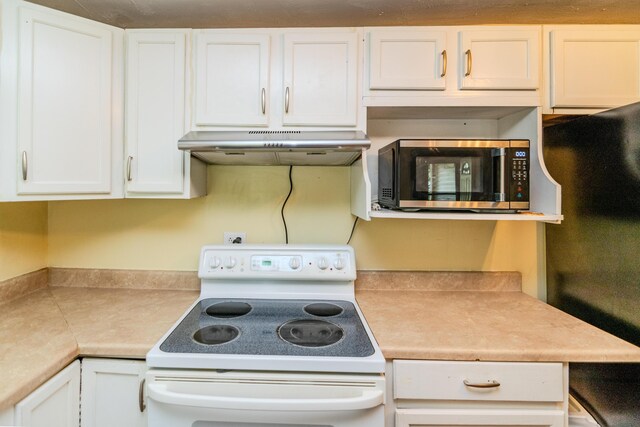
[178,130,370,166]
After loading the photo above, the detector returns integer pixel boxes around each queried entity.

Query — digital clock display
[262,260,272,266]
[515,151,527,158]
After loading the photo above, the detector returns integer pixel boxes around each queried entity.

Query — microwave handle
[493,148,506,202]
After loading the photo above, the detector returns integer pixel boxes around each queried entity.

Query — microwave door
[402,147,511,210]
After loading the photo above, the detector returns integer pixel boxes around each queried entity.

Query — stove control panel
[199,245,356,281]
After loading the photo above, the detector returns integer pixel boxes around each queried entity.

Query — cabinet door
[549,28,640,108]
[283,31,358,126]
[396,408,564,427]
[14,360,80,427]
[369,29,447,90]
[459,28,540,90]
[17,6,114,194]
[195,32,270,126]
[125,30,187,194]
[80,358,147,427]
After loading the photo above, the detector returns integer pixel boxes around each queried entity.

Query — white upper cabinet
[364,26,541,107]
[282,31,358,126]
[459,27,540,90]
[193,28,362,130]
[125,30,206,198]
[0,0,124,200]
[368,29,447,90]
[544,26,640,112]
[194,32,270,127]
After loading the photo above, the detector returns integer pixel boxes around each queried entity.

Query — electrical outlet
[224,232,246,245]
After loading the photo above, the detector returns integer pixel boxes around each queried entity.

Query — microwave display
[378,139,530,211]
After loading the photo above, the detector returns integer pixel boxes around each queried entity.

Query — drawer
[396,408,565,427]
[394,360,564,402]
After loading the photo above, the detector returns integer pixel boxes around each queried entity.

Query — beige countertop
[355,271,640,362]
[1,269,639,411]
[0,284,198,410]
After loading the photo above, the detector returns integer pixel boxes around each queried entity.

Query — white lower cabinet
[14,360,80,427]
[392,360,567,427]
[80,358,147,427]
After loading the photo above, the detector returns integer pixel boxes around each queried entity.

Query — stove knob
[224,256,237,269]
[209,256,222,269]
[289,257,301,270]
[333,256,345,270]
[317,257,329,270]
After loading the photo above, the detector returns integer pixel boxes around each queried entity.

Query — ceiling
[25,0,640,29]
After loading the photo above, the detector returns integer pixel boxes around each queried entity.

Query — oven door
[146,369,385,427]
[397,140,510,210]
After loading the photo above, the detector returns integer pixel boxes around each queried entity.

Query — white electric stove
[145,244,385,427]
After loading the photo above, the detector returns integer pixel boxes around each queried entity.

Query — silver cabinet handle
[464,49,472,77]
[126,155,133,182]
[139,378,146,412]
[441,50,447,77]
[284,86,290,114]
[261,88,266,115]
[21,151,28,181]
[463,379,501,389]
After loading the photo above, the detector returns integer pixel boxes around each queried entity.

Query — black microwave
[378,139,530,211]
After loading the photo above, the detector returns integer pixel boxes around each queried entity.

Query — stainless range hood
[178,130,370,166]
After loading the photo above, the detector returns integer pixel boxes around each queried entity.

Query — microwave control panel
[508,147,530,207]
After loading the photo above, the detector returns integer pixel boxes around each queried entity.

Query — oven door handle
[147,382,383,411]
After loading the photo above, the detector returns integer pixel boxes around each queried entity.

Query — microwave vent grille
[381,188,393,199]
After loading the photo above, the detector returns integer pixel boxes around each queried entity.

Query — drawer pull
[463,379,501,389]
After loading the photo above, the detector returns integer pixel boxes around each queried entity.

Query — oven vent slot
[248,130,302,134]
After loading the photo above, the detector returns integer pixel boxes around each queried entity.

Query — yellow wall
[0,202,48,282]
[48,166,545,298]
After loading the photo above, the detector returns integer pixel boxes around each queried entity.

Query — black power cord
[281,166,294,244]
[346,216,359,245]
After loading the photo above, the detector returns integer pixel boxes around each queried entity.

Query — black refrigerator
[544,102,640,427]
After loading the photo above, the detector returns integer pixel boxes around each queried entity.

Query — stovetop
[147,244,385,373]
[160,298,375,358]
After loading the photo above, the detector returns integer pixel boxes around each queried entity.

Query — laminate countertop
[2,270,640,411]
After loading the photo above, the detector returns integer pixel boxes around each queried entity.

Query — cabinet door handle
[284,86,290,114]
[464,49,472,77]
[261,88,266,115]
[139,378,146,412]
[21,151,28,181]
[126,156,133,182]
[441,50,447,77]
[463,379,501,389]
